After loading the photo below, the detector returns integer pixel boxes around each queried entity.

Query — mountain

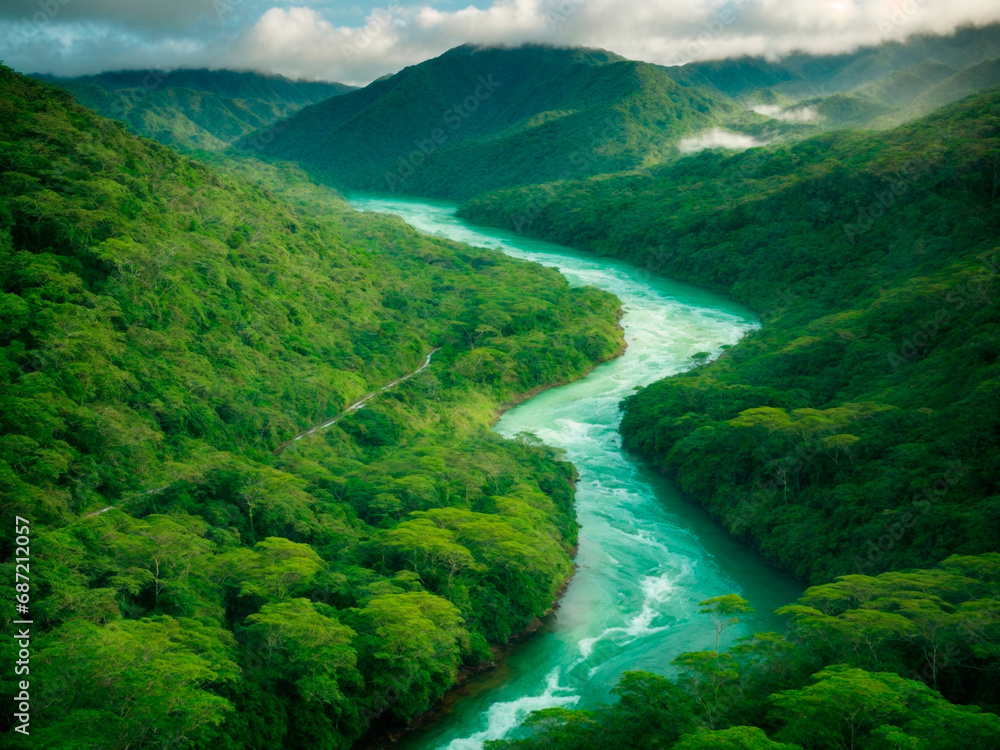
[668,23,1000,100]
[663,25,1000,131]
[780,59,959,129]
[241,44,761,199]
[461,86,1000,585]
[37,68,354,150]
[460,84,1000,749]
[899,57,1000,121]
[0,65,623,748]
[238,29,1000,202]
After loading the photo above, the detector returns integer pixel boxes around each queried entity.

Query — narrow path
[81,350,441,517]
[277,348,441,454]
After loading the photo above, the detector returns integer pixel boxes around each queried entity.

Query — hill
[0,66,623,748]
[666,25,1000,131]
[241,44,762,199]
[460,87,1000,585]
[669,23,1000,100]
[38,68,354,150]
[460,84,1000,750]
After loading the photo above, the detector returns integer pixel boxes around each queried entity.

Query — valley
[3,16,1000,750]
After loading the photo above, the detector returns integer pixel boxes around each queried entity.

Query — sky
[2,0,1000,85]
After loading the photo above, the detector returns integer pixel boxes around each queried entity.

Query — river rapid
[348,194,803,750]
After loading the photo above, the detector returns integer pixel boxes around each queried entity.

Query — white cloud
[3,0,1000,83]
[751,104,819,122]
[678,128,767,153]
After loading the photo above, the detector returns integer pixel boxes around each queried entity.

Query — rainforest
[2,9,1000,750]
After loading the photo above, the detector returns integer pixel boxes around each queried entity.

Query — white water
[349,194,802,749]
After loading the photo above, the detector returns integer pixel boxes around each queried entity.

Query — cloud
[678,128,767,153]
[2,0,1000,83]
[751,104,819,122]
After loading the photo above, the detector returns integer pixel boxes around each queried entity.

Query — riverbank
[347,194,801,750]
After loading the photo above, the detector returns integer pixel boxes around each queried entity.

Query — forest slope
[39,69,353,150]
[241,44,760,199]
[0,67,624,749]
[460,88,1000,584]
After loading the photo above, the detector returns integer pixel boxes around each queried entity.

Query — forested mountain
[6,20,1000,750]
[669,23,1000,100]
[36,69,354,150]
[458,83,1000,750]
[231,29,1000,201]
[461,87,1000,584]
[665,25,1000,131]
[0,66,624,748]
[240,44,764,199]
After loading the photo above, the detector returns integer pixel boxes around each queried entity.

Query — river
[348,194,803,750]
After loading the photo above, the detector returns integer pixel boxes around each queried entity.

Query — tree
[672,651,741,729]
[33,617,237,750]
[700,594,755,653]
[674,726,802,750]
[244,598,360,706]
[770,666,910,750]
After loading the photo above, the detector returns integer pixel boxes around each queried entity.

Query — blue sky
[2,0,999,85]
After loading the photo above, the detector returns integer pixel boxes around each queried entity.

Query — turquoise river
[349,194,803,750]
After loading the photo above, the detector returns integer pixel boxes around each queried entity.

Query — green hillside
[668,24,1000,100]
[241,44,761,199]
[460,87,1000,585]
[664,25,1000,132]
[0,66,624,748]
[782,60,958,129]
[461,86,1000,750]
[898,57,1000,123]
[39,69,354,150]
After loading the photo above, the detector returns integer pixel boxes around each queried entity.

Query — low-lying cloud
[751,104,819,122]
[678,128,768,154]
[2,0,1000,84]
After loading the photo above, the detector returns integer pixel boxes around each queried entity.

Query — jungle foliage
[0,66,625,749]
[460,87,1000,585]
[487,554,1000,750]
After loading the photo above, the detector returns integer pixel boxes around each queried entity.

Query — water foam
[576,570,679,659]
[441,670,578,750]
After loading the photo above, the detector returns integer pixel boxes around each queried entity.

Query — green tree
[700,594,755,654]
[675,726,802,750]
[244,598,360,706]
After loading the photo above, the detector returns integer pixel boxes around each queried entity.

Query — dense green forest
[449,87,1000,750]
[461,87,1000,584]
[8,27,1000,750]
[0,66,625,748]
[36,69,353,151]
[487,554,1000,750]
[239,28,1000,201]
[487,553,1000,750]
